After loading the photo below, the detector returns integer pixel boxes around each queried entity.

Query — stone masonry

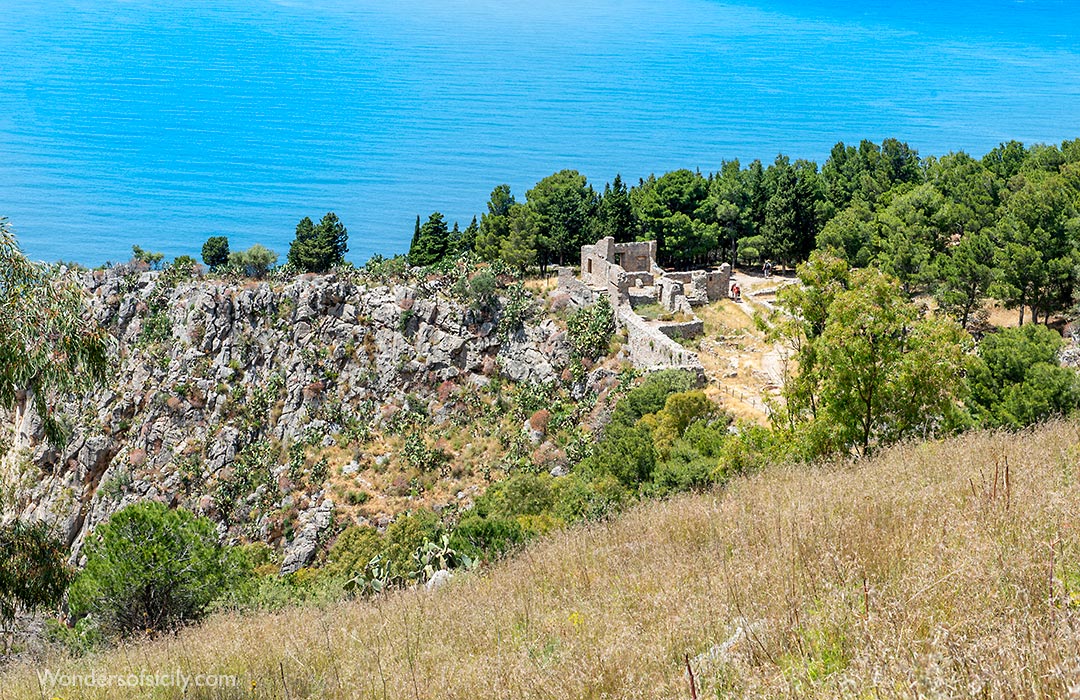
[561,236,732,380]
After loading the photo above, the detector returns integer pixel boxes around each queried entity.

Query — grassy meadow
[5,421,1080,699]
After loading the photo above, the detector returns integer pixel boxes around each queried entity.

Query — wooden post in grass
[684,653,698,699]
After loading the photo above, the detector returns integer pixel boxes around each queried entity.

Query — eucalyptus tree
[0,219,107,447]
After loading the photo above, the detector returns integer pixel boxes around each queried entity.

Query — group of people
[730,260,775,301]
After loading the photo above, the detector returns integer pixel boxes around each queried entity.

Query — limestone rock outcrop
[0,267,568,563]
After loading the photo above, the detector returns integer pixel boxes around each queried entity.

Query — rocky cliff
[0,265,574,571]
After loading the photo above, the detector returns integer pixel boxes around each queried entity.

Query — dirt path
[694,270,792,424]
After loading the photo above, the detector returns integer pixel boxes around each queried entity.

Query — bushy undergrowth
[12,422,1080,699]
[45,368,772,651]
[67,502,231,639]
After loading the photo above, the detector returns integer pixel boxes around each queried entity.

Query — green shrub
[0,520,72,649]
[645,390,717,456]
[138,310,172,346]
[381,510,442,583]
[473,473,556,521]
[44,616,104,657]
[650,455,716,494]
[229,244,278,279]
[552,473,629,522]
[498,282,535,339]
[403,433,450,473]
[214,544,348,612]
[454,268,498,312]
[345,490,370,506]
[567,294,616,361]
[449,515,525,561]
[171,255,198,275]
[715,422,781,480]
[967,324,1080,428]
[324,526,382,581]
[580,422,657,488]
[131,245,164,269]
[69,502,232,637]
[610,370,699,427]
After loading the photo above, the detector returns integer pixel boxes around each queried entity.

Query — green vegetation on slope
[5,421,1080,698]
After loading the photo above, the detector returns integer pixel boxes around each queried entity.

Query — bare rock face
[0,267,567,562]
[280,498,335,575]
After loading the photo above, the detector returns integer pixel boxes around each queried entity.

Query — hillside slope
[5,421,1080,699]
[0,263,579,569]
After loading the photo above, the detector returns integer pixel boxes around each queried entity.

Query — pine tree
[409,212,451,267]
[460,216,479,253]
[287,216,317,270]
[200,236,230,270]
[288,213,348,273]
[597,174,635,242]
[476,186,515,262]
[499,204,539,272]
[314,212,348,270]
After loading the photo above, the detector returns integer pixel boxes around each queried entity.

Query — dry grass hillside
[6,422,1080,699]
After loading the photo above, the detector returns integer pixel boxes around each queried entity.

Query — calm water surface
[1,0,1078,265]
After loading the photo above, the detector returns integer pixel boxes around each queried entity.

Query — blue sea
[1,0,1078,266]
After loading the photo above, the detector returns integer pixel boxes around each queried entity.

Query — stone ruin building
[557,236,731,379]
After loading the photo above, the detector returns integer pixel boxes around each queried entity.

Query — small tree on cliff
[201,235,230,270]
[288,212,349,273]
[230,243,278,279]
[0,218,107,447]
[409,212,451,267]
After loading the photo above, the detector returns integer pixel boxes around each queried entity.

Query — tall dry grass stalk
[5,422,1080,699]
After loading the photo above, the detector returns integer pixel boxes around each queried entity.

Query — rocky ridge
[1,265,572,572]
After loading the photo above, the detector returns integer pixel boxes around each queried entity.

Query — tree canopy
[0,520,71,653]
[288,212,349,273]
[770,252,970,458]
[0,219,107,446]
[69,501,232,637]
[201,236,230,270]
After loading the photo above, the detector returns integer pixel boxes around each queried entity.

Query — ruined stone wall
[606,264,630,306]
[624,271,654,288]
[661,264,731,306]
[617,306,705,378]
[657,319,706,340]
[581,237,618,288]
[707,265,732,302]
[557,267,596,307]
[612,240,657,273]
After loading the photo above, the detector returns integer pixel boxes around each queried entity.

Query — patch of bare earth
[694,270,790,424]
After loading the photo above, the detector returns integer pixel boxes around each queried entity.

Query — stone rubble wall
[657,320,706,340]
[617,306,705,378]
[557,267,597,307]
[611,240,657,273]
